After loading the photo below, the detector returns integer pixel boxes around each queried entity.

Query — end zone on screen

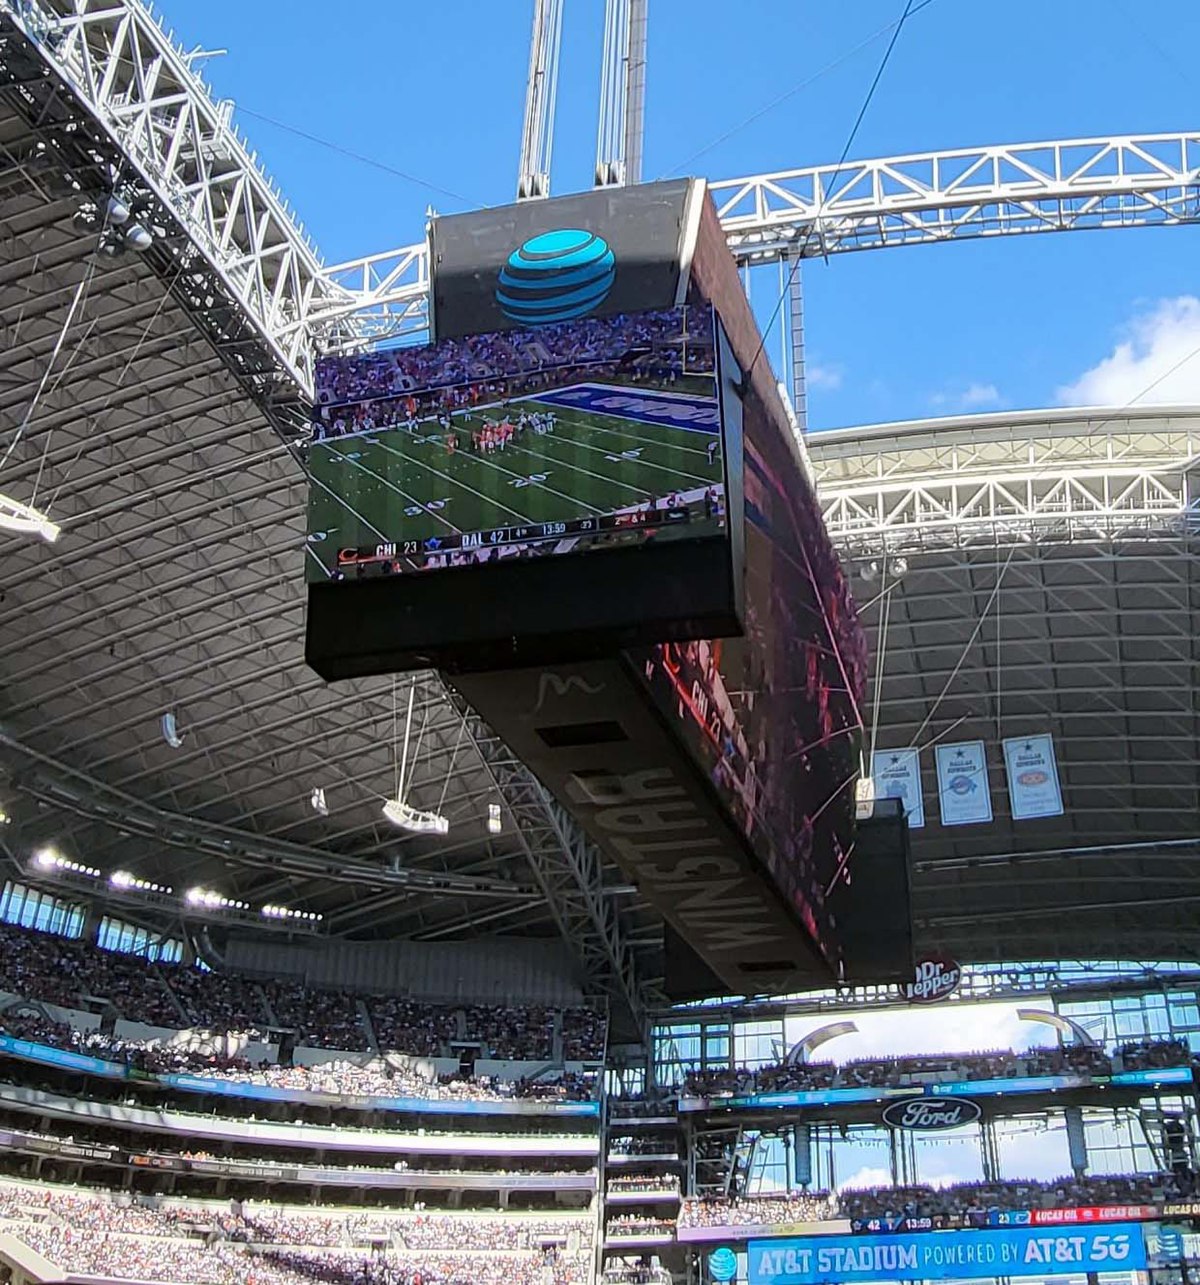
[529,382,720,434]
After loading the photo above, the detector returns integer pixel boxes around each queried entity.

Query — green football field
[305,393,724,579]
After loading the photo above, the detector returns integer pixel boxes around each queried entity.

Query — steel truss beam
[0,726,541,903]
[0,0,354,414]
[314,132,1200,340]
[813,410,1200,550]
[446,692,654,1046]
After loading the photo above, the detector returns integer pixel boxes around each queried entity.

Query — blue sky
[163,0,1200,429]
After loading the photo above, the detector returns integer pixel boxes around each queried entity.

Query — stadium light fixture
[161,712,185,749]
[487,803,502,834]
[184,886,249,912]
[310,787,329,817]
[261,904,323,923]
[33,847,100,878]
[381,798,450,835]
[110,870,172,895]
[0,807,9,825]
[0,493,60,544]
[381,681,450,835]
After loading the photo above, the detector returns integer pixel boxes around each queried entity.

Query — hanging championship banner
[935,741,993,826]
[871,749,925,828]
[1003,735,1064,820]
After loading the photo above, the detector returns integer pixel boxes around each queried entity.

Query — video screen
[306,289,722,582]
[634,340,866,971]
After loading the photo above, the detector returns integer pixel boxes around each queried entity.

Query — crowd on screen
[0,920,607,1063]
[678,1038,1195,1098]
[314,304,714,414]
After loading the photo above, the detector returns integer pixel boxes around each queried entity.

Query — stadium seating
[678,1171,1196,1229]
[677,1038,1191,1098]
[0,920,607,1069]
[0,1179,596,1284]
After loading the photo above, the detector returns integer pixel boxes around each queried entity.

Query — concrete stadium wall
[220,936,584,1005]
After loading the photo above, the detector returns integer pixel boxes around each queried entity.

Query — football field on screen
[306,386,723,579]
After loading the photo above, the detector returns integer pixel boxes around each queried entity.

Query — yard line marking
[370,439,549,522]
[381,435,614,516]
[516,408,716,485]
[333,448,465,534]
[521,403,716,459]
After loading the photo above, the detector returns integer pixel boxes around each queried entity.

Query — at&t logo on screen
[496,228,615,324]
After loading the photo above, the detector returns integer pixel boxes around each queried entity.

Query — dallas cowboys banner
[935,741,993,826]
[871,748,924,828]
[1003,734,1064,820]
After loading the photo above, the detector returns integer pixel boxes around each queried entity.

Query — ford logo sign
[882,1097,981,1131]
[496,228,616,325]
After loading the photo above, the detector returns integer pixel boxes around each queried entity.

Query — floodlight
[487,803,502,834]
[125,222,153,251]
[261,904,322,923]
[111,870,171,895]
[34,848,100,878]
[382,798,449,835]
[184,886,248,911]
[0,807,9,825]
[161,712,184,748]
[310,787,329,816]
[105,195,130,224]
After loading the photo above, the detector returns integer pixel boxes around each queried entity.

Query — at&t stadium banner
[748,1223,1147,1285]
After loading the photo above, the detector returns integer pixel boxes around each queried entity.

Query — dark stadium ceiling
[0,26,662,1033]
[0,1,1198,1037]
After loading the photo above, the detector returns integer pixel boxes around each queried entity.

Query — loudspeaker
[832,797,914,984]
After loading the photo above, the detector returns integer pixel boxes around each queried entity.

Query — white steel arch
[811,406,1200,555]
[317,132,1200,341]
[9,0,1200,366]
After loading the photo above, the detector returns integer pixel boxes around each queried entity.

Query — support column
[1065,1105,1088,1177]
[787,254,808,436]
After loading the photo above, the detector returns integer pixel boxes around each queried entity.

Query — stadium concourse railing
[0,1082,600,1157]
[674,1065,1194,1113]
[0,1030,598,1117]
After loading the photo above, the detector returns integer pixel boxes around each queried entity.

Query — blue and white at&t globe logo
[708,1246,738,1282]
[496,228,615,325]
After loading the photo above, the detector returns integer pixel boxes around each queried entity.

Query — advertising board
[748,1223,1147,1285]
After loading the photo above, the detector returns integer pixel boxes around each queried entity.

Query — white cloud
[959,382,1002,409]
[995,1119,1071,1181]
[837,1165,893,1193]
[808,362,844,392]
[929,382,1004,412]
[1058,295,1200,406]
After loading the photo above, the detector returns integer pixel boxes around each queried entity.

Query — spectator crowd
[679,1171,1197,1230]
[0,920,607,1064]
[679,1038,1194,1099]
[0,1011,598,1104]
[0,1181,595,1285]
